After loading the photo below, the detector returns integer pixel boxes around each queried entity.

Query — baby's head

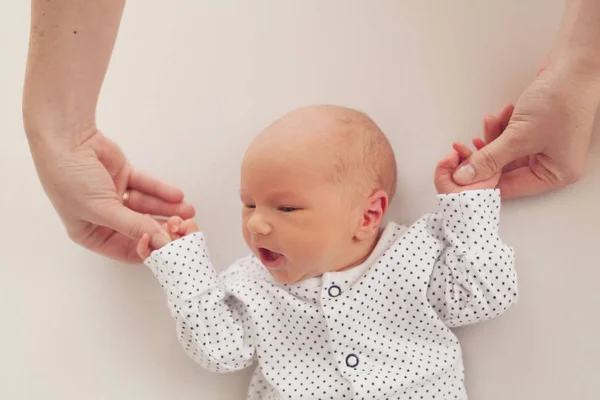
[240,105,397,283]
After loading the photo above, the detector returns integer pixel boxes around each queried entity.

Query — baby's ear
[354,189,388,241]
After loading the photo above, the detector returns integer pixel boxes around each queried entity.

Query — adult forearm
[553,0,600,80]
[23,0,126,147]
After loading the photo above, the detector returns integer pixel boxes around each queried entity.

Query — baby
[137,105,517,400]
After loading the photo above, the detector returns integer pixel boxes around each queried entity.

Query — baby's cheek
[292,236,323,257]
[241,220,251,244]
[297,240,332,271]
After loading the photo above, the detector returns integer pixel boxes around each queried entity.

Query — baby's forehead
[243,140,354,189]
[240,159,343,205]
[242,144,337,182]
[249,113,368,161]
[243,105,396,197]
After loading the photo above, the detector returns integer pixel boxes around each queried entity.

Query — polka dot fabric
[145,189,518,399]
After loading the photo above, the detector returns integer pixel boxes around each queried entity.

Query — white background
[1,1,599,399]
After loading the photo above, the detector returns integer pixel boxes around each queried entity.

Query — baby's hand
[435,139,500,194]
[136,216,199,260]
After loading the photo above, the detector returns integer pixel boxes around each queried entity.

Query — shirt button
[345,354,359,368]
[328,285,342,298]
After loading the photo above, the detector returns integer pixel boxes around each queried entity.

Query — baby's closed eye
[242,203,301,212]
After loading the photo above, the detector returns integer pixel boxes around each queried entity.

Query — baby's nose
[247,213,272,235]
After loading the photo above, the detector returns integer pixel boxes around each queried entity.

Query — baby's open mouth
[257,248,284,268]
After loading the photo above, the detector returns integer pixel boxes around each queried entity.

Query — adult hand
[453,66,600,199]
[29,128,195,263]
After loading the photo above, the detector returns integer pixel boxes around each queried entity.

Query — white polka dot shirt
[144,189,518,399]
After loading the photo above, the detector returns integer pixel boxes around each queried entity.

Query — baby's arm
[139,217,255,372]
[425,189,518,328]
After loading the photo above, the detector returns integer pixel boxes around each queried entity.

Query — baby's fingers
[434,150,461,194]
[180,219,200,235]
[452,142,473,161]
[137,233,152,260]
[167,216,184,234]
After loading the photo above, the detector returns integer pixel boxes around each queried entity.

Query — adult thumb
[453,132,525,185]
[99,203,171,249]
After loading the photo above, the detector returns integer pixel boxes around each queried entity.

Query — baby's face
[240,146,361,283]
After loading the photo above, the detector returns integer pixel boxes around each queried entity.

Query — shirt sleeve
[425,189,518,328]
[144,232,255,372]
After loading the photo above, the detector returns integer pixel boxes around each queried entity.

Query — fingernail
[151,231,171,248]
[453,164,475,183]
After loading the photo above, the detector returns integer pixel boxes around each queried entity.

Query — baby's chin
[268,265,323,284]
[269,270,299,284]
[265,263,300,284]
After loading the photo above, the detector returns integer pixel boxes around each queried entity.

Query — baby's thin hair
[328,107,397,200]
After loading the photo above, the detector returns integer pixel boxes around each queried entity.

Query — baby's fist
[435,140,500,194]
[165,216,199,238]
[136,216,199,260]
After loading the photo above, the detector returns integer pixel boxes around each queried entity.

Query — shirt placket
[320,277,362,386]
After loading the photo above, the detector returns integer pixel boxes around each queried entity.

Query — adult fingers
[129,168,185,203]
[125,189,195,219]
[453,128,530,185]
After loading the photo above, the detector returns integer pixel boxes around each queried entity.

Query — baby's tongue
[264,249,280,261]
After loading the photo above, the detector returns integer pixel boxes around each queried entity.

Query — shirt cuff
[436,189,502,253]
[144,232,218,300]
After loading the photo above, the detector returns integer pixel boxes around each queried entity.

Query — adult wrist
[22,103,97,152]
[547,49,600,110]
[549,0,600,99]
